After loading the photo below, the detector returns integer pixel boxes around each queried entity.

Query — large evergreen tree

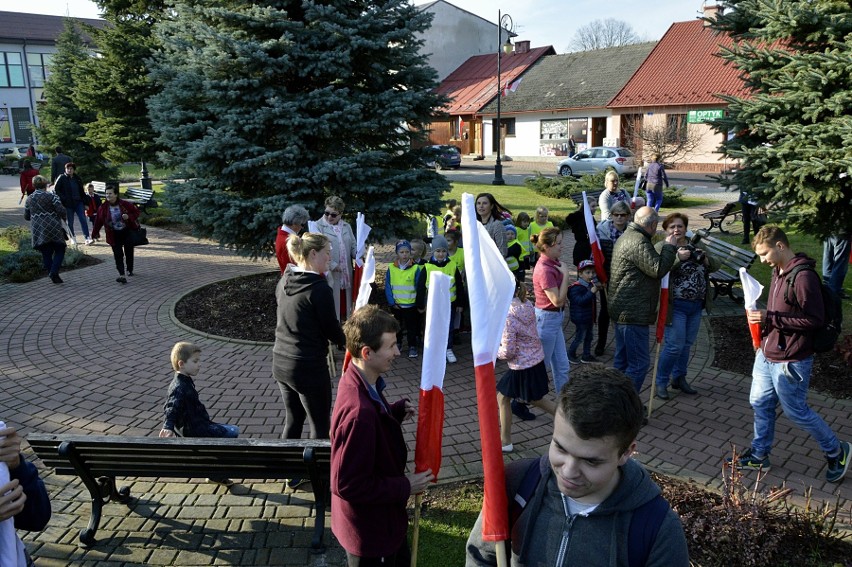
[37,19,116,181]
[148,0,449,257]
[710,1,852,237]
[73,1,166,164]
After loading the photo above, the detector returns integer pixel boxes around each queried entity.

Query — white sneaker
[85,238,93,245]
[501,444,514,453]
[446,349,457,363]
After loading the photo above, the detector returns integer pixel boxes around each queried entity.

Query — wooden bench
[569,189,604,205]
[27,433,331,549]
[694,228,757,303]
[90,182,158,212]
[700,201,742,233]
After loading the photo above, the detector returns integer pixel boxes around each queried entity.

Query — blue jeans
[656,299,703,387]
[35,241,66,277]
[568,322,593,358]
[614,323,650,392]
[822,234,850,295]
[536,308,570,395]
[65,201,90,239]
[646,184,663,212]
[749,349,839,458]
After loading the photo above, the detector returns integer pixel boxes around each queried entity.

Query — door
[591,117,606,147]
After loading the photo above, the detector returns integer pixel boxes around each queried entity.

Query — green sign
[688,109,724,123]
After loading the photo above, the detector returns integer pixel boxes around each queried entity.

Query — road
[440,161,738,202]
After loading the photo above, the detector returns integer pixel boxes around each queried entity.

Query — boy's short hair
[171,342,202,371]
[344,305,399,359]
[557,364,642,456]
[752,225,788,250]
[445,230,460,244]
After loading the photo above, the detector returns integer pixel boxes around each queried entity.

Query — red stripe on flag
[352,264,363,304]
[414,387,445,478]
[582,191,607,284]
[655,274,670,343]
[474,363,509,541]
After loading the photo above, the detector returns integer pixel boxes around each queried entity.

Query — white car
[557,146,638,177]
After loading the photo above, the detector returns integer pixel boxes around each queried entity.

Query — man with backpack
[465,365,689,567]
[734,226,850,483]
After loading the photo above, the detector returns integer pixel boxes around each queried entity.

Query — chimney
[702,3,722,25]
[515,40,530,54]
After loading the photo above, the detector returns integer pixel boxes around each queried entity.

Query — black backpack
[783,265,843,353]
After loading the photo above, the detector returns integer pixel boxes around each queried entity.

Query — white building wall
[0,42,58,145]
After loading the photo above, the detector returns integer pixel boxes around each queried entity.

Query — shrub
[63,247,87,268]
[0,250,44,282]
[2,226,30,247]
[145,216,175,227]
[661,186,686,207]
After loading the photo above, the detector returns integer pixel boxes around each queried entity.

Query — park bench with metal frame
[694,228,757,303]
[27,433,331,549]
[700,201,743,233]
[568,189,604,205]
[91,181,158,212]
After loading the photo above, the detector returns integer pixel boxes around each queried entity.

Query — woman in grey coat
[24,175,68,283]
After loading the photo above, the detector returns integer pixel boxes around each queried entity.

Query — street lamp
[492,10,513,186]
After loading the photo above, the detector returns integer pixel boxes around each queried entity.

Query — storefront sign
[687,109,723,123]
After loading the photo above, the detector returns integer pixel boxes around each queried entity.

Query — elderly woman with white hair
[598,170,631,221]
[275,204,310,273]
[316,195,357,319]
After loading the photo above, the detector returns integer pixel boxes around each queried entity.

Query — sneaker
[727,448,771,471]
[826,441,851,483]
[511,400,535,421]
[580,355,598,363]
[85,238,93,245]
[446,349,457,363]
[287,477,309,490]
[501,444,514,453]
[206,477,234,487]
[116,276,127,284]
[408,347,418,359]
[568,354,581,364]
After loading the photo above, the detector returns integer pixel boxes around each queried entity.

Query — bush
[2,226,30,247]
[0,250,44,282]
[63,247,87,268]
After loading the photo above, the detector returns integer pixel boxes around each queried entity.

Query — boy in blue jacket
[568,260,601,363]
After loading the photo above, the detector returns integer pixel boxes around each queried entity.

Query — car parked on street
[557,146,637,177]
[420,144,462,170]
[0,146,28,161]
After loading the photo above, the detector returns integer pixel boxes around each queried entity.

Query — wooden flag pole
[411,493,424,567]
[647,341,662,419]
[496,539,508,567]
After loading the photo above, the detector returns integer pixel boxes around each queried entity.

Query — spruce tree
[36,19,116,182]
[710,1,852,237]
[148,0,449,257]
[73,1,166,165]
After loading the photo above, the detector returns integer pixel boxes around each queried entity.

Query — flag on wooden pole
[582,191,607,284]
[461,193,515,543]
[342,247,376,373]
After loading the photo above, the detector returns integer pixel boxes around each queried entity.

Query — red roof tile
[609,20,750,108]
[436,45,555,115]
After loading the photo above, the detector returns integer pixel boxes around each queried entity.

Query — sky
[11,0,710,53]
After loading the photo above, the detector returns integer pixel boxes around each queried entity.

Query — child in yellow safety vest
[419,235,466,364]
[515,212,532,275]
[528,207,554,266]
[385,240,425,359]
[504,222,525,282]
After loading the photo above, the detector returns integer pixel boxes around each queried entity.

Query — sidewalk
[0,176,849,565]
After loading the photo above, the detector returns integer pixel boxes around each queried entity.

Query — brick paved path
[1,176,848,565]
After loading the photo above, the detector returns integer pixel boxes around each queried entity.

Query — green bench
[694,228,757,303]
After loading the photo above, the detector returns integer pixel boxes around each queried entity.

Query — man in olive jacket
[608,207,679,392]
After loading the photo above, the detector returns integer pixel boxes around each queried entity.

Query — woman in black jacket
[272,232,345,443]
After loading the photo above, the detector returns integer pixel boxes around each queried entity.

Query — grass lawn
[0,234,16,262]
[409,481,482,567]
[117,163,175,183]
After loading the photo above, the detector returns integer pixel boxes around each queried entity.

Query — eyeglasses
[324,211,339,218]
[612,213,630,217]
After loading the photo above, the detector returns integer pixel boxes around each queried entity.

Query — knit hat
[395,239,412,253]
[430,235,448,251]
[504,224,517,237]
[578,259,595,271]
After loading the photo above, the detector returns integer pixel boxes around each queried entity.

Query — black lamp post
[492,11,513,186]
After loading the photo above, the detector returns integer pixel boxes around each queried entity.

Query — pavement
[0,175,849,566]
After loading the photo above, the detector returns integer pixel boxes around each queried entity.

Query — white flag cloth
[354,212,371,268]
[354,246,376,311]
[307,220,319,234]
[61,219,77,246]
[460,193,515,366]
[421,271,451,390]
[739,267,764,310]
[632,166,644,205]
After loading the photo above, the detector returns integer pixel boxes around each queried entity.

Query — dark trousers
[596,289,610,351]
[741,202,765,238]
[272,353,332,440]
[110,228,134,276]
[393,306,421,348]
[36,241,66,277]
[346,542,411,567]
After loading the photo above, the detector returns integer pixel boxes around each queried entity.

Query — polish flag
[342,247,376,373]
[739,267,764,349]
[461,193,515,543]
[414,271,451,480]
[655,273,670,343]
[632,166,644,209]
[582,191,607,284]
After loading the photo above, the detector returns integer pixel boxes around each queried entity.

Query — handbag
[128,226,149,246]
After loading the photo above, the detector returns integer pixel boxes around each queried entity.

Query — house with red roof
[608,7,749,171]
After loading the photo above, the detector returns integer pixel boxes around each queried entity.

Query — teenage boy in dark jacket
[733,226,850,483]
[331,306,433,566]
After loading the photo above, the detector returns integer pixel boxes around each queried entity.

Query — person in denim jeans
[531,227,571,394]
[732,226,850,483]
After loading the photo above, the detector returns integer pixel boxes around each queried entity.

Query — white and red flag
[342,246,376,373]
[582,191,607,285]
[461,193,515,544]
[632,166,644,209]
[414,271,451,480]
[656,273,670,344]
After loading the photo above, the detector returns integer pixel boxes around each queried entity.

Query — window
[667,114,688,142]
[502,117,516,137]
[27,53,52,88]
[1,52,25,87]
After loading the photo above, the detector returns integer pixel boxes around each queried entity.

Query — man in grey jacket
[608,207,679,392]
[465,365,689,566]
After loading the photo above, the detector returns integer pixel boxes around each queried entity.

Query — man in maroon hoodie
[331,305,433,566]
[733,226,850,483]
